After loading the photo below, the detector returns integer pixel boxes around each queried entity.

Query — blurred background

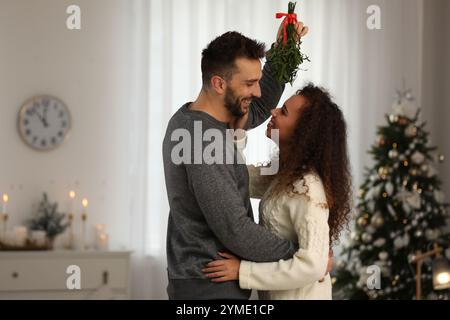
[0,0,449,299]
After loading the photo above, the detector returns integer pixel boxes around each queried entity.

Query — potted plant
[27,193,71,249]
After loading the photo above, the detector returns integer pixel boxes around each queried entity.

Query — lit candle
[95,224,105,234]
[96,232,109,251]
[2,193,8,214]
[68,190,76,213]
[80,198,88,251]
[82,198,88,215]
[13,226,28,247]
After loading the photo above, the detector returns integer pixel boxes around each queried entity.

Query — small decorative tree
[28,193,71,249]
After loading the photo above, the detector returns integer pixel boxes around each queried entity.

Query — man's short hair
[201,31,265,87]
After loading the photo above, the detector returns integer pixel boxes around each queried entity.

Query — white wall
[422,0,450,197]
[0,0,134,250]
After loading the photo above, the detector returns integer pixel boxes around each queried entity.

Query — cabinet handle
[12,272,19,279]
[102,271,109,285]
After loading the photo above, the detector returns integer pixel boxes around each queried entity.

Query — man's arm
[244,62,284,131]
[240,22,308,131]
[186,162,297,262]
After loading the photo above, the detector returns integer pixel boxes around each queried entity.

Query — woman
[202,84,352,300]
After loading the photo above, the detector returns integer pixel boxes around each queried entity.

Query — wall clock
[18,95,71,151]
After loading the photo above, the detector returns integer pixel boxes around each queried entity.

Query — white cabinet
[0,251,131,300]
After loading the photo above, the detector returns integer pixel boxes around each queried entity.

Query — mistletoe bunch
[267,2,310,85]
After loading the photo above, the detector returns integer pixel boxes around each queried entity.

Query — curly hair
[272,83,353,245]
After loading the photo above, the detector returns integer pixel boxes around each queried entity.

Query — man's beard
[224,87,249,118]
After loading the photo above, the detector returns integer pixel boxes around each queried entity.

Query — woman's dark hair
[274,83,353,245]
[201,31,265,87]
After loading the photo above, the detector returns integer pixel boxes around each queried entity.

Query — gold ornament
[378,166,389,178]
[405,125,418,137]
[403,160,409,167]
[357,217,368,227]
[371,213,384,228]
[358,189,365,199]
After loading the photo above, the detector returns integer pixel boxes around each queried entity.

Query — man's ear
[211,76,226,95]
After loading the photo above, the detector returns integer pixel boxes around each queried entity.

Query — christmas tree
[333,90,450,300]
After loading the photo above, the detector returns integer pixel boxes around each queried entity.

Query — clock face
[18,95,71,151]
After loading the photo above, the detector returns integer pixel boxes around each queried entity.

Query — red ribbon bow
[276,12,298,44]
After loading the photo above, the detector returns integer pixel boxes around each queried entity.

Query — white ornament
[362,233,373,243]
[403,234,410,246]
[411,151,425,165]
[392,99,416,119]
[368,200,375,212]
[445,248,450,260]
[427,165,437,178]
[394,236,405,249]
[388,149,399,159]
[366,226,376,234]
[420,164,429,173]
[396,189,421,209]
[425,229,438,240]
[374,238,386,247]
[434,190,445,203]
[385,182,394,196]
[379,251,389,261]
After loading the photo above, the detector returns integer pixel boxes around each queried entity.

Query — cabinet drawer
[0,257,128,291]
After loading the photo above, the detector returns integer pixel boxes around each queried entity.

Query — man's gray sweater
[162,64,298,300]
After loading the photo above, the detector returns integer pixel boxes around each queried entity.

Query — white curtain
[128,0,424,299]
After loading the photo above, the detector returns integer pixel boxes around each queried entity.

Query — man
[163,24,313,300]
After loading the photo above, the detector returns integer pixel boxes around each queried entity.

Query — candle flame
[2,193,8,203]
[69,191,76,199]
[82,198,88,208]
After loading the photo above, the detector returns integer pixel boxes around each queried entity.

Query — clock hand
[33,109,48,127]
[43,106,49,127]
